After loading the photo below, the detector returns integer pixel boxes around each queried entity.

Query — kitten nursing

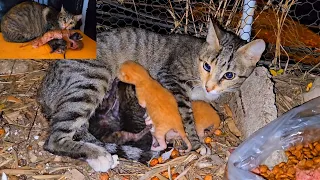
[37,18,266,172]
[1,1,82,42]
[118,60,192,153]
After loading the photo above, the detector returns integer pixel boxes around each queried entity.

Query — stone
[229,67,281,168]
[229,67,277,139]
[0,60,30,75]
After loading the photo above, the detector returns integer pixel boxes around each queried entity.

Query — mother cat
[37,20,266,172]
[1,1,81,42]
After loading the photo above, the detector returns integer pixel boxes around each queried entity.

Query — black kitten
[89,78,153,154]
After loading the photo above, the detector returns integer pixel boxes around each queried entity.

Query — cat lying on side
[1,1,81,43]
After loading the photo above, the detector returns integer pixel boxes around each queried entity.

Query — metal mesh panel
[97,0,320,70]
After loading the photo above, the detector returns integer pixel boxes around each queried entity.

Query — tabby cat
[37,19,266,172]
[1,1,82,42]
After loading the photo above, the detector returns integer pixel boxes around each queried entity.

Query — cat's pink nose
[205,86,210,92]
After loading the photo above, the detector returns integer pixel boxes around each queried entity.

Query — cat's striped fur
[37,20,266,172]
[1,1,81,42]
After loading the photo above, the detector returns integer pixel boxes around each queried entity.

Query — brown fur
[192,100,221,141]
[118,60,192,153]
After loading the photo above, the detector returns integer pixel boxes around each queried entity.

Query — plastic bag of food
[227,97,320,180]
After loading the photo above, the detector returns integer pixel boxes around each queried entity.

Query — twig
[27,106,39,141]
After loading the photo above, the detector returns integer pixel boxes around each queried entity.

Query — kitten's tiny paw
[86,154,115,172]
[111,155,119,169]
[145,116,152,125]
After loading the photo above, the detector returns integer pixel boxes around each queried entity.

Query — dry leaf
[224,105,242,137]
[64,169,85,180]
[0,128,5,138]
[5,96,22,104]
[226,118,242,137]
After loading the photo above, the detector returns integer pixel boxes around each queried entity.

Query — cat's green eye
[224,72,235,80]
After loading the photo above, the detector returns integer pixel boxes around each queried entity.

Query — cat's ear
[237,39,266,66]
[60,5,66,13]
[42,7,50,20]
[74,14,82,21]
[206,20,222,50]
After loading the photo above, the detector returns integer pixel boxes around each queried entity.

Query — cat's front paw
[86,154,119,172]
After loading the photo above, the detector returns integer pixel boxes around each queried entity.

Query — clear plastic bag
[227,97,320,180]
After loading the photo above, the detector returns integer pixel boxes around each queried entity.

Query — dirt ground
[0,60,316,180]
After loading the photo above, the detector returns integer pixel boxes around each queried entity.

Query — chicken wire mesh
[97,0,320,72]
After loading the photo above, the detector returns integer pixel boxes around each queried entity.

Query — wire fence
[97,0,320,72]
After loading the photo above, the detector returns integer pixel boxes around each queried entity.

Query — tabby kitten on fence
[1,1,81,42]
[37,19,266,172]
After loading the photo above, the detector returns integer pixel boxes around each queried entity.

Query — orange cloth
[0,30,96,59]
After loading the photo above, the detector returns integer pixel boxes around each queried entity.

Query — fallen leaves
[5,96,22,104]
[224,105,242,137]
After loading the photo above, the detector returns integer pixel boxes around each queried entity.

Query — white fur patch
[122,145,143,160]
[190,86,220,101]
[86,154,115,172]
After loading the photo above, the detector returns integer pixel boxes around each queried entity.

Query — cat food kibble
[204,174,213,180]
[149,158,159,167]
[0,128,5,138]
[204,137,212,144]
[214,129,222,136]
[150,177,160,180]
[252,139,320,180]
[171,149,180,159]
[99,173,109,180]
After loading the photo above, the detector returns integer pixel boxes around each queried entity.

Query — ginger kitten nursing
[192,100,221,141]
[118,60,192,153]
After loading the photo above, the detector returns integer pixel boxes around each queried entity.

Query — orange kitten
[118,60,192,153]
[192,100,221,141]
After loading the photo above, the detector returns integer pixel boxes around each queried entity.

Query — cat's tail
[103,144,157,164]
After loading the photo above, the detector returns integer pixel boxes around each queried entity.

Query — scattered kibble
[171,149,180,159]
[149,158,159,167]
[204,174,213,180]
[150,176,160,180]
[252,139,320,179]
[26,145,32,151]
[214,129,222,136]
[0,128,5,138]
[171,173,179,179]
[158,156,163,164]
[99,173,109,180]
[204,137,212,144]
